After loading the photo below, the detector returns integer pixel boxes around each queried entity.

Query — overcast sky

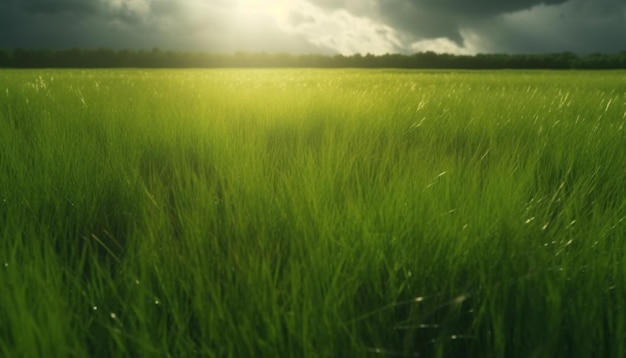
[1,0,625,55]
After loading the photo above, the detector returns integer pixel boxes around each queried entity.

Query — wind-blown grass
[1,69,625,357]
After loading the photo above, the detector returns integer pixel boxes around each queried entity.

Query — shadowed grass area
[1,69,625,357]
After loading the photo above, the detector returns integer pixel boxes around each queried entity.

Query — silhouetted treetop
[1,48,625,69]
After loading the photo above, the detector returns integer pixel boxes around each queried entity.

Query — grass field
[1,69,625,357]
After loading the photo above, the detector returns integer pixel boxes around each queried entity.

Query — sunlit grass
[1,69,625,357]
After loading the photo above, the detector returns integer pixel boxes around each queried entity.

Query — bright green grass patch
[1,69,625,357]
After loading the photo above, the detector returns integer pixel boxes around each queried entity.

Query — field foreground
[1,69,625,357]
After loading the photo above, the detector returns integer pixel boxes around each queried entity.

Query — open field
[1,69,625,357]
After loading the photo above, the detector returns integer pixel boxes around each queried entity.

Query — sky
[0,0,625,55]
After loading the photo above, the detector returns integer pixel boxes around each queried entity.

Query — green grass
[1,69,625,357]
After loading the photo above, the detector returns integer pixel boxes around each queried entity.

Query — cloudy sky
[1,0,625,55]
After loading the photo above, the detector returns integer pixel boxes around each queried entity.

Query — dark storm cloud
[0,0,327,53]
[311,0,569,20]
[0,0,624,54]
[469,0,626,54]
[18,0,101,14]
[0,0,129,49]
[311,0,570,43]
[310,0,626,53]
[405,0,569,16]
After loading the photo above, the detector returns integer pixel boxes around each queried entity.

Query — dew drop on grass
[154,299,160,305]
[451,334,475,340]
[110,313,117,319]
[454,294,469,305]
[92,306,97,311]
[567,220,576,229]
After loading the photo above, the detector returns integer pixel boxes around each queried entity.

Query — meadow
[0,69,625,357]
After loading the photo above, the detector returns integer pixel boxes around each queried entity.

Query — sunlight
[272,0,403,54]
[208,0,295,50]
[228,1,291,33]
[210,0,402,55]
[236,0,291,17]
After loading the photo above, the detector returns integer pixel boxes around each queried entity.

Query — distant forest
[1,48,626,69]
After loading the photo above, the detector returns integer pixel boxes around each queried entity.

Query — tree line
[1,48,626,69]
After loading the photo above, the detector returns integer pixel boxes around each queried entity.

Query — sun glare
[211,0,294,50]
[192,0,404,54]
[229,0,292,29]
[237,0,291,16]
